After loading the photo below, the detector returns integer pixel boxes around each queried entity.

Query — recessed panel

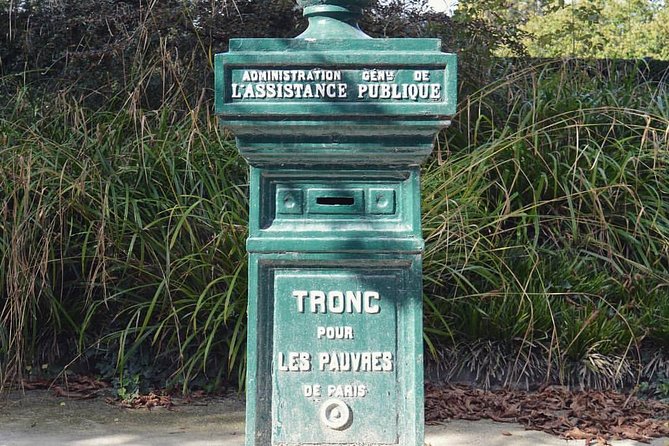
[271,269,402,445]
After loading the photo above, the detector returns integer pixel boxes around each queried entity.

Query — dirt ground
[0,390,244,446]
[0,390,667,446]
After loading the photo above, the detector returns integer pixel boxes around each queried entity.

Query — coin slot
[316,196,355,206]
[307,188,364,214]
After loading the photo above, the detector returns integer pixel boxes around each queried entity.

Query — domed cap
[296,0,372,39]
[297,0,371,18]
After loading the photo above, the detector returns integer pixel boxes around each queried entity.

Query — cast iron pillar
[215,2,457,445]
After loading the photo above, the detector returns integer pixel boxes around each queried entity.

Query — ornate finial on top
[296,0,372,39]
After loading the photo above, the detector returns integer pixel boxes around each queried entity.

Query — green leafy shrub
[423,59,669,388]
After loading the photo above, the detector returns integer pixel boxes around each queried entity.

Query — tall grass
[423,59,669,388]
[0,81,249,391]
[0,59,667,392]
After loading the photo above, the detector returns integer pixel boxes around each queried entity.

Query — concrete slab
[427,421,669,446]
[0,390,667,446]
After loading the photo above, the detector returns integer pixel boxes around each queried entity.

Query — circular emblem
[319,398,352,430]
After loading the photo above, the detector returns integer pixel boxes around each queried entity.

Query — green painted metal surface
[214,1,456,445]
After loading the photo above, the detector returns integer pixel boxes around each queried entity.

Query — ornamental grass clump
[422,59,669,389]
[1,58,668,392]
[0,79,250,392]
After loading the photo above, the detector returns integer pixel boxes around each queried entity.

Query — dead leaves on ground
[19,375,194,411]
[105,392,174,410]
[19,375,669,443]
[21,375,109,399]
[426,384,669,445]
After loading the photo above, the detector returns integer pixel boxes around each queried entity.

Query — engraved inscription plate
[227,67,446,103]
[271,269,401,445]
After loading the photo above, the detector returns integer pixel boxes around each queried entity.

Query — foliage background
[0,0,668,395]
[456,0,669,59]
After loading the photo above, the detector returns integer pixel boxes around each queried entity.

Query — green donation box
[214,1,456,445]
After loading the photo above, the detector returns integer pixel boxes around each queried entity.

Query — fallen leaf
[425,384,669,443]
